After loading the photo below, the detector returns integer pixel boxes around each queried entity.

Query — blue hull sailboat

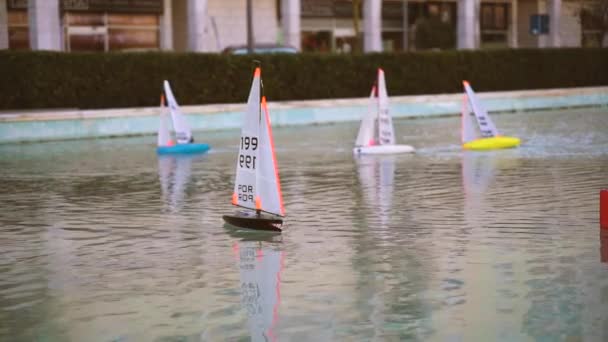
[156,80,210,155]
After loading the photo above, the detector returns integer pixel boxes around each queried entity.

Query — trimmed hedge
[0,48,607,110]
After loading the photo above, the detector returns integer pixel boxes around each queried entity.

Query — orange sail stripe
[254,67,261,78]
[261,96,285,216]
[255,196,262,210]
[160,93,165,106]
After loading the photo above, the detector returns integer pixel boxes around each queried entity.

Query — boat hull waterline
[223,214,283,232]
[353,144,415,155]
[156,143,211,155]
[463,136,520,151]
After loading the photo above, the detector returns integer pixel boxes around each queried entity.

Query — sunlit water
[1,108,607,341]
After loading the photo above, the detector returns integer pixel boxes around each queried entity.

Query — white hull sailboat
[353,68,415,155]
[223,66,286,232]
[461,81,520,151]
[157,80,210,155]
[356,144,415,155]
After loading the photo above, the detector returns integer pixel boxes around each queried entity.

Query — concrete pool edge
[1,86,607,143]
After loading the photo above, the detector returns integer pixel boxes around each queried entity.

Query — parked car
[222,44,298,55]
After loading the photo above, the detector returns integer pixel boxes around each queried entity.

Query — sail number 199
[241,136,258,150]
[239,136,257,169]
[239,155,256,169]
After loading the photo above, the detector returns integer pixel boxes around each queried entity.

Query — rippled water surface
[1,108,608,341]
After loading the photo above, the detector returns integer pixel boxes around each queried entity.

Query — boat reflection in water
[157,155,197,212]
[461,151,521,213]
[461,151,501,205]
[601,229,608,264]
[458,151,531,340]
[355,154,396,234]
[231,232,284,342]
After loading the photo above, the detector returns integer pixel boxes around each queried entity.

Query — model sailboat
[353,68,415,155]
[156,80,210,155]
[461,81,521,150]
[222,66,285,232]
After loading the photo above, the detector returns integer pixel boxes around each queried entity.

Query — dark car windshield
[226,46,297,55]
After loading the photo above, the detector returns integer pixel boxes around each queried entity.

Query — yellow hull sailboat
[463,136,521,151]
[461,81,521,151]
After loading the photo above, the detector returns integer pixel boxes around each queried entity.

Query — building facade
[0,0,604,53]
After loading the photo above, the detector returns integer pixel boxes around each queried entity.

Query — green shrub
[0,48,607,110]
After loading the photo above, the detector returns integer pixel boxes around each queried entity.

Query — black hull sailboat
[224,65,286,233]
[223,213,283,232]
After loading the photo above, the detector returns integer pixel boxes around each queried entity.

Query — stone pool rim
[0,86,606,144]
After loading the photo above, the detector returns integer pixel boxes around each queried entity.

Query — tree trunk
[352,0,361,53]
[247,0,254,53]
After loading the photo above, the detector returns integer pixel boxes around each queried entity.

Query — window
[480,3,509,48]
[5,0,161,51]
[580,8,604,47]
[7,10,29,50]
[64,12,106,51]
[64,12,160,52]
[481,3,508,30]
[301,31,332,52]
[107,14,159,51]
[407,2,456,50]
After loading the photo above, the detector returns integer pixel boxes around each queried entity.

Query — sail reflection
[235,240,284,342]
[157,155,195,211]
[355,155,396,231]
[461,151,522,213]
[461,152,498,207]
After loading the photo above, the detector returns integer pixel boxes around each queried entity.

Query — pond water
[1,108,607,341]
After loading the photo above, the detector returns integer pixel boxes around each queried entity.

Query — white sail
[461,93,476,144]
[355,87,377,147]
[463,81,499,138]
[376,69,395,145]
[238,242,283,342]
[232,68,262,211]
[256,96,285,217]
[157,94,171,147]
[163,80,192,144]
